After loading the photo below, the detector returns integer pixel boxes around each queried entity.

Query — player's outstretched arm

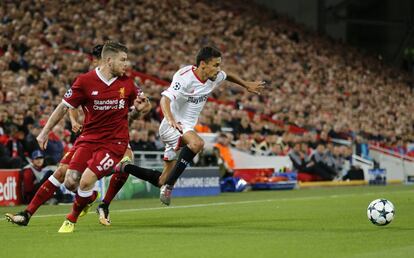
[160,96,183,133]
[225,72,265,95]
[37,102,69,150]
[68,109,82,133]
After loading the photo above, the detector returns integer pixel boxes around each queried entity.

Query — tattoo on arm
[68,109,79,124]
[43,103,69,132]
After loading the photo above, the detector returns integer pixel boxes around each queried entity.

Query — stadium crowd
[0,0,413,181]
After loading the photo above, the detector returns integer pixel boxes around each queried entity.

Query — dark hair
[218,133,228,138]
[92,44,103,60]
[102,41,128,58]
[196,46,221,67]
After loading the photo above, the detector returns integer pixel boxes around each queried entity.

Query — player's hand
[134,94,151,115]
[71,122,82,134]
[134,93,148,108]
[245,81,265,95]
[168,119,183,134]
[36,131,49,150]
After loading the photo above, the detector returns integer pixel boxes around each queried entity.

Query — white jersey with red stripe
[161,65,227,132]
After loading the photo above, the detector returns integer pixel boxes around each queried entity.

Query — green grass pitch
[1,185,414,258]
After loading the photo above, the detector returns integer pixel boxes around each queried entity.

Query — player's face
[92,58,101,67]
[203,57,221,81]
[111,52,128,76]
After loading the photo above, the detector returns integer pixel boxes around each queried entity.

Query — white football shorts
[159,119,192,161]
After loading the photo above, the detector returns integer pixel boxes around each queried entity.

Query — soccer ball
[367,199,395,226]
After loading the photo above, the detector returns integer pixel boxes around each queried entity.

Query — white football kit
[159,65,227,160]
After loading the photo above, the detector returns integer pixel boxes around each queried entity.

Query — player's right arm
[160,73,188,133]
[160,96,182,133]
[38,77,85,149]
[37,103,69,150]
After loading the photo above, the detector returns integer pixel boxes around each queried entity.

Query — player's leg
[59,144,124,232]
[65,169,98,223]
[160,130,203,205]
[97,147,134,226]
[59,168,98,233]
[158,159,177,186]
[5,163,68,226]
[57,145,94,232]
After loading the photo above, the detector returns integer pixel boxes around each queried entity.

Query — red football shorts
[68,142,127,179]
[60,144,79,165]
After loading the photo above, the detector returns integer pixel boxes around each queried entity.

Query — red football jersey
[63,68,139,144]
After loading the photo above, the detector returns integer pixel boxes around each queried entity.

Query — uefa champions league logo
[173,82,181,90]
[64,89,73,98]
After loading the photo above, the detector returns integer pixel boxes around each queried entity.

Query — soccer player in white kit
[158,46,264,205]
[115,46,263,206]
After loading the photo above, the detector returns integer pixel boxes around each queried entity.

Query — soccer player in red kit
[5,44,149,227]
[36,41,149,233]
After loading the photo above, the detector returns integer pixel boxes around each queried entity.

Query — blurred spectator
[148,130,164,150]
[44,124,64,165]
[129,129,157,151]
[309,142,337,180]
[21,150,53,203]
[354,135,371,160]
[235,133,251,152]
[250,131,269,156]
[270,143,286,156]
[213,133,235,178]
[24,124,41,156]
[0,143,23,168]
[195,116,212,133]
[5,125,26,165]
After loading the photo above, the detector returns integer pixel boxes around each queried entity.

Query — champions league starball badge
[173,82,181,90]
[64,89,73,98]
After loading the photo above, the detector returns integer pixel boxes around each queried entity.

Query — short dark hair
[102,41,128,58]
[92,44,103,60]
[218,133,228,138]
[196,46,221,67]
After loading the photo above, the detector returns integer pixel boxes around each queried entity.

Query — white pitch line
[1,189,411,221]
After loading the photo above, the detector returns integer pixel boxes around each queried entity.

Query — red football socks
[26,179,59,215]
[102,172,129,205]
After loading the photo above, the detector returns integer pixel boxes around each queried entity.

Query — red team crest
[119,87,125,98]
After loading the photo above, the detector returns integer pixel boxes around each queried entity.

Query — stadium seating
[0,0,413,170]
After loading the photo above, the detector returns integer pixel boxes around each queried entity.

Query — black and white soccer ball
[367,199,395,226]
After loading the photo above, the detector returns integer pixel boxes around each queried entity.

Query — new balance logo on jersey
[187,95,208,104]
[91,91,98,96]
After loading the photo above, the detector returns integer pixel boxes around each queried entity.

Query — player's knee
[64,180,77,192]
[189,139,204,153]
[79,178,93,191]
[53,165,67,183]
[64,170,81,192]
[79,171,96,190]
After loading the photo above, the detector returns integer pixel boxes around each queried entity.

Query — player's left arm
[225,72,265,95]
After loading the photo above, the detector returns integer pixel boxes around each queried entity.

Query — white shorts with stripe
[159,119,192,161]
